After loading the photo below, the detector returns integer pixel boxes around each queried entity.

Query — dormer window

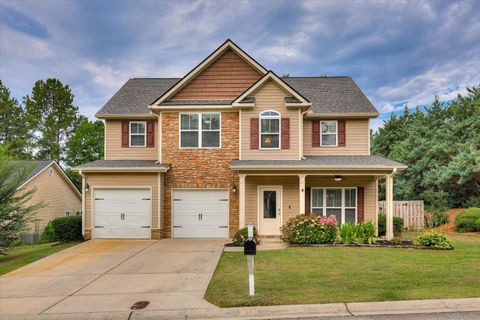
[320,120,337,146]
[130,121,146,147]
[260,110,280,149]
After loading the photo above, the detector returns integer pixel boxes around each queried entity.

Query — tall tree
[65,118,104,190]
[65,118,104,167]
[0,147,43,252]
[372,86,480,208]
[24,78,81,161]
[0,80,31,158]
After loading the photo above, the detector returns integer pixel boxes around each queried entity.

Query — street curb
[1,297,479,320]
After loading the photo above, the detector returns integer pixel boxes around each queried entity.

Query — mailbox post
[244,224,256,296]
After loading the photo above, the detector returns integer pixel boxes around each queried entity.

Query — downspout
[300,110,309,160]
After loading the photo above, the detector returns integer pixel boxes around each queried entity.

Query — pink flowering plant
[280,214,337,244]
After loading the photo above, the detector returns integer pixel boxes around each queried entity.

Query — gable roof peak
[149,39,268,108]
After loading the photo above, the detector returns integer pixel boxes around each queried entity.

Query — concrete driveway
[0,239,225,317]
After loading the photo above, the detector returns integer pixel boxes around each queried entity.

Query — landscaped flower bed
[280,214,454,250]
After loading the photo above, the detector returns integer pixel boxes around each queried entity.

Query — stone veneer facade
[161,111,240,238]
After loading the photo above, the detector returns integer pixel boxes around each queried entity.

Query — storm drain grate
[131,301,150,310]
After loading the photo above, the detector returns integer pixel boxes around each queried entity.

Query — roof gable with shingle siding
[170,49,263,101]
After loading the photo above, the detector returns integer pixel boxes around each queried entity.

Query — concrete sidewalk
[1,297,479,320]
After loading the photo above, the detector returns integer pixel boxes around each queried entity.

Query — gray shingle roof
[12,160,54,186]
[74,160,170,170]
[283,77,378,114]
[231,155,406,169]
[96,78,180,116]
[95,76,378,116]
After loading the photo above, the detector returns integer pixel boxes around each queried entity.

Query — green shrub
[455,208,480,232]
[232,227,259,246]
[281,214,337,244]
[51,216,82,242]
[40,221,57,243]
[339,221,376,244]
[378,213,404,237]
[414,230,454,249]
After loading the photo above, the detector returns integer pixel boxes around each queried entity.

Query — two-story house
[74,40,405,241]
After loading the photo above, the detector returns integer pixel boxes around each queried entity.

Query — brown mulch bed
[435,208,480,237]
[287,240,452,250]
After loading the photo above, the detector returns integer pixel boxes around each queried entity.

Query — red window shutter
[281,118,290,149]
[146,122,155,147]
[250,118,259,149]
[305,186,311,214]
[312,120,320,147]
[338,120,346,147]
[357,187,364,222]
[121,121,129,147]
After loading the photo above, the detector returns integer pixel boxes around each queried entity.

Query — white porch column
[299,174,307,214]
[385,174,394,240]
[239,174,246,229]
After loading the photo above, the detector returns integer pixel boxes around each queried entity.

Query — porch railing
[378,200,424,230]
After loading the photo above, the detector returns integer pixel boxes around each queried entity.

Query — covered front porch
[231,156,407,240]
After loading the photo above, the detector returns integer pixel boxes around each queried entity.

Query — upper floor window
[130,121,146,147]
[180,113,220,148]
[321,120,337,146]
[260,110,280,149]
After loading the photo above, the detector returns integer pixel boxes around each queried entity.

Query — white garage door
[94,189,151,239]
[172,190,229,238]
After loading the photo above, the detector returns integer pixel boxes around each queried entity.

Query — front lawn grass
[205,233,480,307]
[0,242,79,276]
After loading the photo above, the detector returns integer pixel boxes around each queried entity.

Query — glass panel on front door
[263,191,277,219]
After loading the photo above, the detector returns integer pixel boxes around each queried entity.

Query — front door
[259,186,282,235]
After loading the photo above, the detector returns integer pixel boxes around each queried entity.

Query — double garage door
[93,189,228,239]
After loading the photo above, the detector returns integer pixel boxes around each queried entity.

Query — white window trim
[320,120,338,147]
[64,210,71,217]
[179,112,221,149]
[75,210,82,216]
[129,121,147,147]
[311,187,357,224]
[259,110,281,150]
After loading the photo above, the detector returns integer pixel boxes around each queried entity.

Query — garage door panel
[94,189,151,239]
[172,190,229,239]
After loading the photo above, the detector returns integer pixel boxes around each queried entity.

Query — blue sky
[1,0,479,130]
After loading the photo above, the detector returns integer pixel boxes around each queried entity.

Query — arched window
[259,110,280,149]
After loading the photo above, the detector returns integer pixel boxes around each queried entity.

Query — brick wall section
[162,112,240,238]
[171,49,262,100]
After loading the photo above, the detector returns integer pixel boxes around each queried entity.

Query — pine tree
[0,80,31,159]
[0,147,43,252]
[23,79,82,161]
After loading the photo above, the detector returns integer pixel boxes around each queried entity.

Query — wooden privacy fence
[378,200,424,230]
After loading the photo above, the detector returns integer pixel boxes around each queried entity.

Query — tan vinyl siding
[244,175,377,228]
[306,176,377,222]
[84,173,159,232]
[15,165,81,233]
[241,80,300,160]
[105,120,158,160]
[172,49,262,100]
[303,119,370,155]
[245,176,299,226]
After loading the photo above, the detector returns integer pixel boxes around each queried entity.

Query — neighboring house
[74,40,405,241]
[15,160,82,234]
